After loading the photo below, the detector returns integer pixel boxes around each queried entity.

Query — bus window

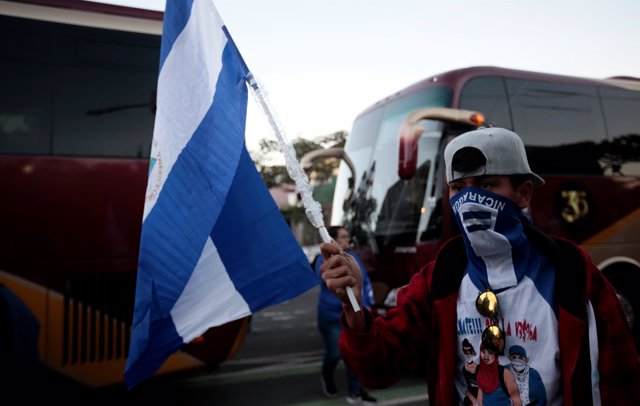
[333,106,383,225]
[416,120,446,242]
[0,17,51,155]
[338,85,452,247]
[459,76,512,129]
[600,87,640,176]
[0,16,158,158]
[507,79,606,146]
[507,79,607,175]
[0,62,51,154]
[375,167,427,245]
[601,87,640,138]
[52,22,159,158]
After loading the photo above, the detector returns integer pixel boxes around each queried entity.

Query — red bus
[0,0,248,387]
[329,66,640,347]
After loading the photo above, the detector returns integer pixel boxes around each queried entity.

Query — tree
[252,130,348,187]
[251,130,348,246]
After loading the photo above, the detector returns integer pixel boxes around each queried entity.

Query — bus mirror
[397,107,484,180]
[398,120,424,179]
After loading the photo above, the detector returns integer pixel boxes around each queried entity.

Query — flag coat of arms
[125,0,318,388]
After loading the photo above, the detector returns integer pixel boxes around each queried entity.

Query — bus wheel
[604,266,640,352]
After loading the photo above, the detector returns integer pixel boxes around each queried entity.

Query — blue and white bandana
[450,187,531,291]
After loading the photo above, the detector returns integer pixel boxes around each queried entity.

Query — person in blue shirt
[315,226,377,405]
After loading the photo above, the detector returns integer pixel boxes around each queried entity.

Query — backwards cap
[509,345,527,358]
[444,127,544,187]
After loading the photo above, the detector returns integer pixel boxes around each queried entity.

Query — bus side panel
[0,155,247,386]
[530,175,640,254]
[0,156,146,281]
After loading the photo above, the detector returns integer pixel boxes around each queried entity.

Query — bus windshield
[332,84,453,249]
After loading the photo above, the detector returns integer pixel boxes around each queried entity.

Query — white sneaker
[346,394,362,404]
[347,390,377,405]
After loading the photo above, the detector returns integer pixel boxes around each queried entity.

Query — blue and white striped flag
[125,0,318,389]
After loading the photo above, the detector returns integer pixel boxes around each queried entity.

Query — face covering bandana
[510,358,528,374]
[450,187,530,290]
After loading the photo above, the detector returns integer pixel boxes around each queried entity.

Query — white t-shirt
[455,274,562,406]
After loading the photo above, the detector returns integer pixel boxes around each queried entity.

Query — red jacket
[339,227,640,406]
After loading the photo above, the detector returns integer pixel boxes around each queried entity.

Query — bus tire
[603,265,640,353]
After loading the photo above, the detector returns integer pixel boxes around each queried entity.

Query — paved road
[48,286,430,405]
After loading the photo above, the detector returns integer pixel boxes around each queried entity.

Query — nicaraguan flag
[125,0,319,389]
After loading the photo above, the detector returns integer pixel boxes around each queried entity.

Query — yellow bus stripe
[582,206,640,245]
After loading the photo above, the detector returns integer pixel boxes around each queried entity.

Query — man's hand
[319,241,366,330]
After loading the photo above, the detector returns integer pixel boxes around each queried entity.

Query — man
[319,127,640,406]
[315,226,377,405]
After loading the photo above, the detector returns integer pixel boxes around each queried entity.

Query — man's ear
[515,180,534,209]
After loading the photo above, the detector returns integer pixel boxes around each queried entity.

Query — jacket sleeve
[588,260,640,404]
[338,264,434,389]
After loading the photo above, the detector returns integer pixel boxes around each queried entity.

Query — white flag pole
[247,73,360,313]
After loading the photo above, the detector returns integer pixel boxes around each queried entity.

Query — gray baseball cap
[444,127,544,187]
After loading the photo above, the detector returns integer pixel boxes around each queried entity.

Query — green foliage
[253,130,348,188]
[258,165,290,188]
[316,130,347,149]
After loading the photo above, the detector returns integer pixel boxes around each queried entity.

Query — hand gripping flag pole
[247,73,360,312]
